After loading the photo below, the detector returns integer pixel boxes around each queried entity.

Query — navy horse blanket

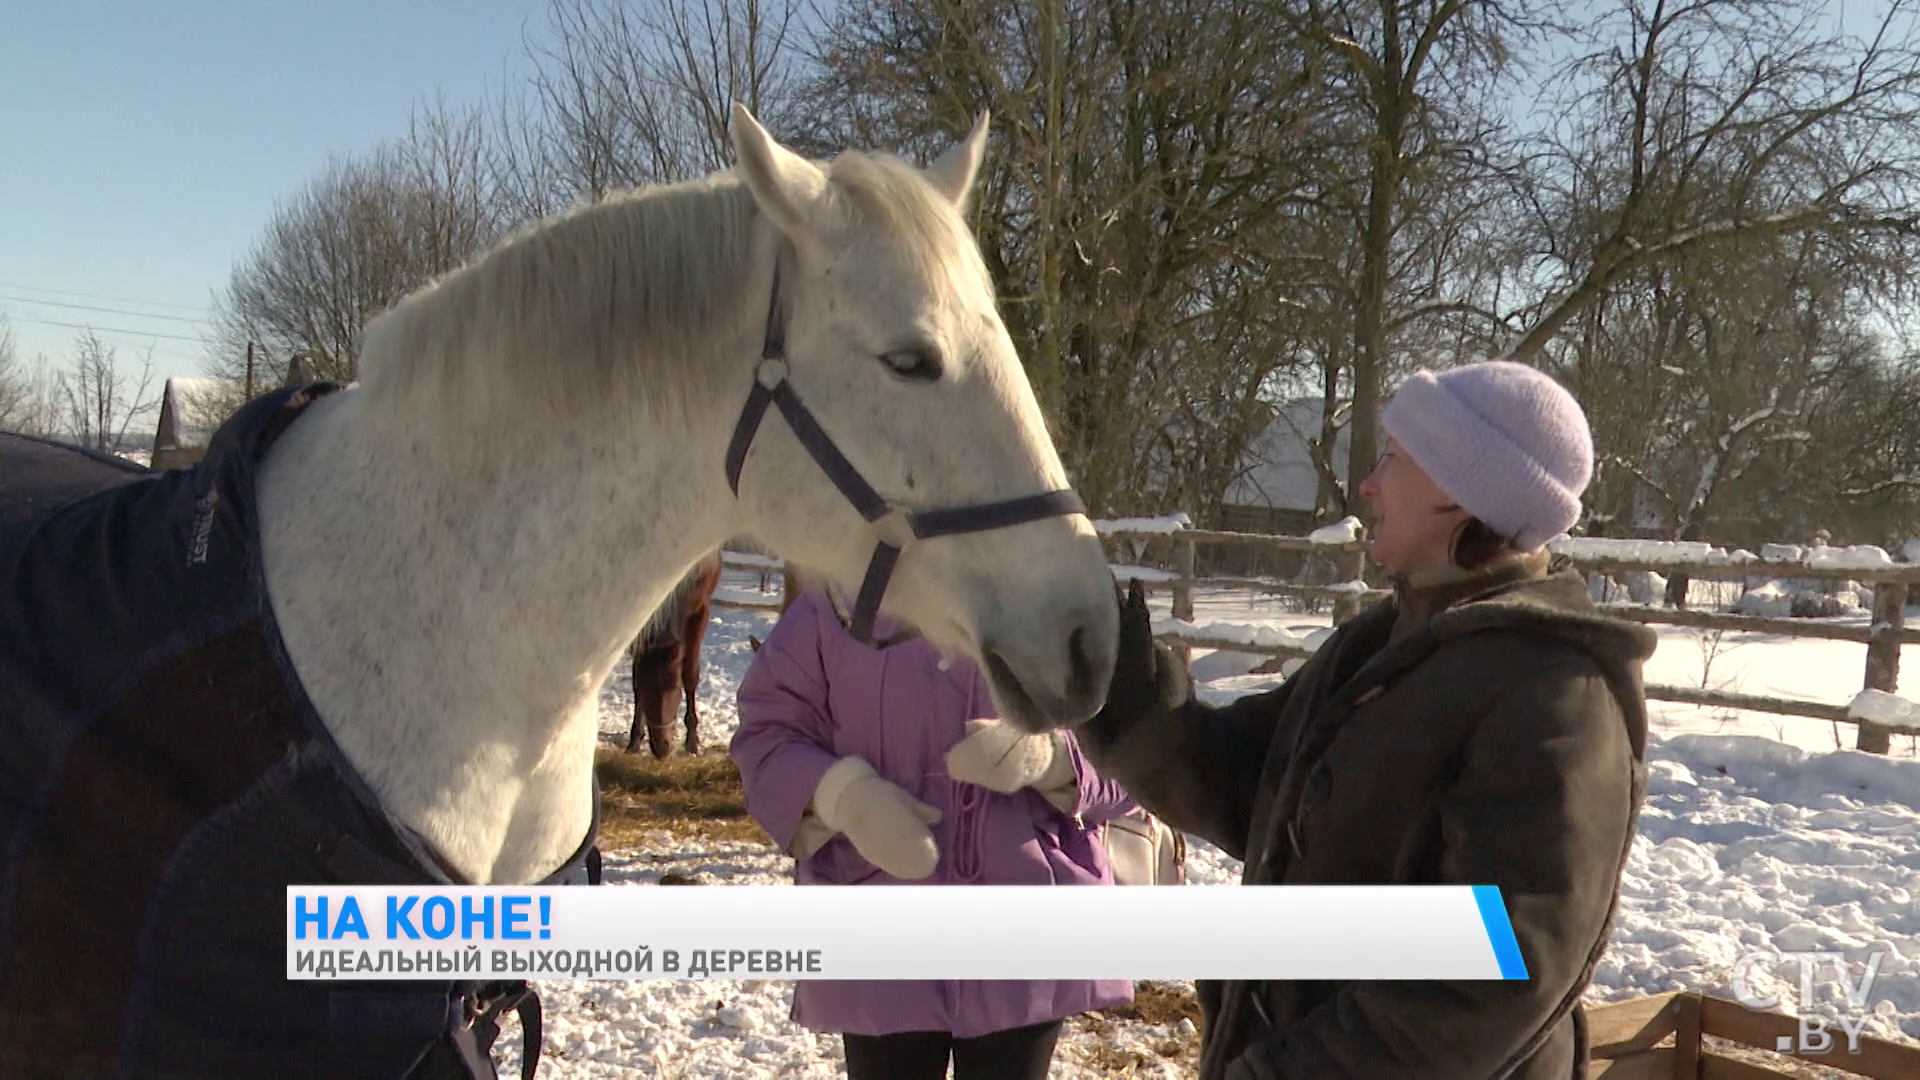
[0,386,598,1079]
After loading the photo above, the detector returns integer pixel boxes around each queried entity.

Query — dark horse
[627,550,723,757]
[0,431,152,524]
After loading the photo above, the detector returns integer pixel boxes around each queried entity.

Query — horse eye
[879,347,943,383]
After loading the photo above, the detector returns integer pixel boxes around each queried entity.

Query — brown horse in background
[627,550,724,757]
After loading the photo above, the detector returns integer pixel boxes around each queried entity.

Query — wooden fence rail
[713,527,1920,753]
[1586,990,1920,1078]
[1099,527,1919,754]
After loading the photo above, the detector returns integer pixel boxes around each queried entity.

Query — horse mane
[349,148,985,424]
[822,153,990,291]
[636,550,723,648]
[353,173,766,420]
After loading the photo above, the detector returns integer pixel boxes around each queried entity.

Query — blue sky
[0,0,551,384]
[0,2,1902,389]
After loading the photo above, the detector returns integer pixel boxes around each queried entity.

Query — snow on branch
[1841,474,1920,498]
[1726,400,1779,440]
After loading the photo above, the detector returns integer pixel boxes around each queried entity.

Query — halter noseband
[725,264,1086,644]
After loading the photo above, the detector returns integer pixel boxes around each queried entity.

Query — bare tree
[57,330,158,454]
[1800,349,1920,544]
[206,99,504,386]
[1501,0,1920,363]
[0,312,23,430]
[505,0,815,206]
[1276,0,1555,522]
[0,315,65,439]
[1551,197,1920,558]
[816,0,1336,520]
[486,75,577,225]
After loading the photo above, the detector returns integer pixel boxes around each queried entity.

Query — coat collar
[1390,550,1551,639]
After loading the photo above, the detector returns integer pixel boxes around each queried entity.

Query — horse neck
[253,381,744,886]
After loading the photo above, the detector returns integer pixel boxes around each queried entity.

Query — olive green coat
[1080,560,1657,1080]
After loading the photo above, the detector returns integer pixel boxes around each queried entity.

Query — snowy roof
[1224,399,1350,512]
[158,377,243,450]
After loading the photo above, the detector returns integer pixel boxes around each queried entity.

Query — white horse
[252,106,1120,887]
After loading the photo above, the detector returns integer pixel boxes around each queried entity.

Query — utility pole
[245,341,256,399]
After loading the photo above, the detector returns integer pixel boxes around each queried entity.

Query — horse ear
[923,111,989,208]
[731,103,826,240]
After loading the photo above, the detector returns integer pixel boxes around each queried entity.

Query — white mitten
[944,719,1075,795]
[811,757,943,880]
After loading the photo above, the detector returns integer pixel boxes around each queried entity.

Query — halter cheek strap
[724,265,1086,644]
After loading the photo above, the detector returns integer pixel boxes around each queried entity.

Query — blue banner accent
[1472,885,1528,980]
[290,884,1516,982]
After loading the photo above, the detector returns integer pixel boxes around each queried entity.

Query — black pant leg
[842,1029,953,1080]
[950,1020,1064,1080]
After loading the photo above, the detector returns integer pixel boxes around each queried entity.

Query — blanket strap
[450,982,543,1080]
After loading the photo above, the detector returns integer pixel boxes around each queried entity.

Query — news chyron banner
[288,885,1529,982]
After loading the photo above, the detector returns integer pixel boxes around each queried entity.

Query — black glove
[1088,576,1191,741]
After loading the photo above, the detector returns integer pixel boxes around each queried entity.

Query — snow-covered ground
[521,572,1919,1077]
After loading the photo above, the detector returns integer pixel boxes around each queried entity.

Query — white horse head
[720,106,1117,730]
[255,108,1118,884]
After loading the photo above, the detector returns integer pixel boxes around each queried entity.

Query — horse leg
[625,640,648,754]
[630,642,678,758]
[680,603,710,755]
[652,638,685,758]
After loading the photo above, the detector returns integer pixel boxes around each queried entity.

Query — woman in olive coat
[1082,361,1657,1080]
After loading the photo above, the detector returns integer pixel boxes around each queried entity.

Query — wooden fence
[1585,990,1920,1078]
[713,526,1920,754]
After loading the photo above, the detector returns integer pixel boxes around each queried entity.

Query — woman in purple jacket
[730,584,1137,1080]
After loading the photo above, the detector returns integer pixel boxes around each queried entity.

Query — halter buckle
[755,359,788,390]
[870,507,917,550]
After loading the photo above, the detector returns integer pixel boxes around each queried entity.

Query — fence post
[781,566,801,616]
[1172,536,1195,668]
[1861,580,1906,754]
[1332,547,1366,625]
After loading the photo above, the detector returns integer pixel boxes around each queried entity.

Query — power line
[0,294,205,326]
[0,281,207,315]
[2,313,208,345]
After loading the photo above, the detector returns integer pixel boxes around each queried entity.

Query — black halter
[724,264,1087,644]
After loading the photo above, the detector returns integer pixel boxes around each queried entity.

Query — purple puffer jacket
[730,587,1137,1038]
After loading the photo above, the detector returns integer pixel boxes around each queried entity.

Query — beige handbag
[1100,809,1186,886]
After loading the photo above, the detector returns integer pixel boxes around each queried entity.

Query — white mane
[354,174,763,422]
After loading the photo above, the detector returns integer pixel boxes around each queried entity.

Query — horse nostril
[1066,624,1096,704]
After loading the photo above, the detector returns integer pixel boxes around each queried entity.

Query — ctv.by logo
[1730,948,1888,1055]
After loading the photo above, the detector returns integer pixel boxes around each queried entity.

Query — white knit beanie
[1379,361,1594,552]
